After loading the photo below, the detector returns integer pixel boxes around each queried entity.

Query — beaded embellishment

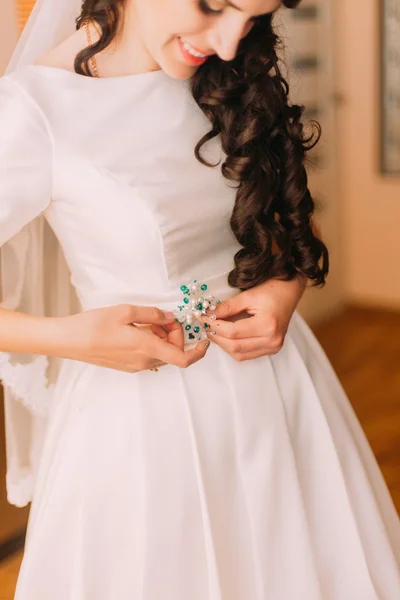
[173,280,221,343]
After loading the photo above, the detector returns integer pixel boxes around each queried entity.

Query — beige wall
[0,0,18,75]
[283,2,345,327]
[336,0,400,310]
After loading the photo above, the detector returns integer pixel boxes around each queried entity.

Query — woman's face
[130,0,282,79]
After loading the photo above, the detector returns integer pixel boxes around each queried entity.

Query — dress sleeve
[0,75,53,247]
[0,76,55,508]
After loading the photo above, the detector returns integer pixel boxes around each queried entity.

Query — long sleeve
[0,74,53,246]
[0,75,54,508]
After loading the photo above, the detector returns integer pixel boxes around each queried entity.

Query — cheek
[152,0,207,42]
[242,20,255,38]
[135,0,170,39]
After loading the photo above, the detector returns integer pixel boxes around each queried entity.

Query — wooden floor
[0,304,399,598]
[0,553,22,600]
[311,304,400,513]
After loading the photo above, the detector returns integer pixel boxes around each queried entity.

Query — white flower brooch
[173,279,221,343]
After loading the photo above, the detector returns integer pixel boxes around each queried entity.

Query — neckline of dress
[24,63,171,83]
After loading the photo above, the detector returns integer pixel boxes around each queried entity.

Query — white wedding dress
[0,64,399,600]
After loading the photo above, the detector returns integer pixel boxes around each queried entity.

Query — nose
[208,16,252,62]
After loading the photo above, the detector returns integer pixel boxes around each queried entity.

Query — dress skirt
[13,311,400,600]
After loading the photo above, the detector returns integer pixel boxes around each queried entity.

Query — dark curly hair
[75,0,329,290]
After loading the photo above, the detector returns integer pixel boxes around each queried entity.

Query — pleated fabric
[14,313,400,600]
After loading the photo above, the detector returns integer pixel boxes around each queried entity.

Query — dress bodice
[0,65,241,315]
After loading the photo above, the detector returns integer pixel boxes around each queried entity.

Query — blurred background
[0,0,399,597]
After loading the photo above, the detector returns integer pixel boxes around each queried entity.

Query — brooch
[173,279,221,342]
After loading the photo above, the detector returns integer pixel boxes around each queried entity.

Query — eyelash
[198,0,223,16]
[198,0,261,22]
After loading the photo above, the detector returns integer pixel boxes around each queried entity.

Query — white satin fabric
[1,0,84,511]
[0,64,399,600]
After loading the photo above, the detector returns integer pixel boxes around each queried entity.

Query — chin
[156,45,204,80]
[160,61,198,81]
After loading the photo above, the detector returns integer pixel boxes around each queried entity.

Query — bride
[0,0,399,598]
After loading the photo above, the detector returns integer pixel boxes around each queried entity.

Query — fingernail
[163,311,175,319]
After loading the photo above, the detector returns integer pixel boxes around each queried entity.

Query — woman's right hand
[53,304,210,373]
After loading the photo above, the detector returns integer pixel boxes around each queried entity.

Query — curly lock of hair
[75,0,329,291]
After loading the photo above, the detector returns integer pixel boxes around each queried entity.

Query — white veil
[0,0,82,507]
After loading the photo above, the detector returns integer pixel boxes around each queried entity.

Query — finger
[212,294,248,321]
[150,324,169,340]
[150,322,185,351]
[206,332,277,355]
[150,321,181,336]
[126,305,176,325]
[148,334,211,368]
[164,320,185,350]
[201,315,267,340]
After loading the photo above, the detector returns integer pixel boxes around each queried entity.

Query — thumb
[212,293,247,320]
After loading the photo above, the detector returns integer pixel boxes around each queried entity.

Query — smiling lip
[180,38,211,56]
[178,37,212,66]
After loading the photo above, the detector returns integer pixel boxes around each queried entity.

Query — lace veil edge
[1,0,82,506]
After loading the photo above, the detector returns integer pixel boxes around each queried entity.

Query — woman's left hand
[202,275,308,361]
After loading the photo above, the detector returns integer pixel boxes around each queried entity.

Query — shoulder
[0,26,89,108]
[0,73,53,153]
[0,29,85,130]
[0,73,41,117]
[33,21,99,73]
[0,81,54,246]
[0,72,47,123]
[33,26,87,73]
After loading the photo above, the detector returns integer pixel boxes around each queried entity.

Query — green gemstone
[217,300,221,304]
[174,318,179,322]
[185,325,191,331]
[189,333,195,340]
[178,305,184,311]
[184,297,189,304]
[203,323,209,328]
[194,326,200,333]
[196,303,203,310]
[201,284,208,291]
[180,285,188,292]
[194,280,197,283]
